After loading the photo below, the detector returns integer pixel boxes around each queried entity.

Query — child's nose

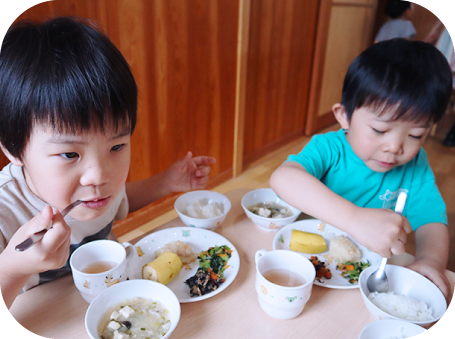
[80,162,110,187]
[383,136,404,154]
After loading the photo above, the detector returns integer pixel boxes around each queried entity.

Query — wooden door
[306,0,378,135]
[241,0,319,167]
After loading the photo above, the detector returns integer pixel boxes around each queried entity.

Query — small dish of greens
[336,261,371,284]
[185,245,233,297]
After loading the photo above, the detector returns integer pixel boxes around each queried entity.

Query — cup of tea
[69,239,134,303]
[255,249,316,319]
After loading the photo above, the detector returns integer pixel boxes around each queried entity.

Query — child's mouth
[377,161,395,168]
[82,197,110,209]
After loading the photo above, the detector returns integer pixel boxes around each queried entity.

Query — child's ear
[332,103,350,130]
[0,144,24,167]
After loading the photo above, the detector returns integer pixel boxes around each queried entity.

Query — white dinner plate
[128,227,240,303]
[272,220,381,289]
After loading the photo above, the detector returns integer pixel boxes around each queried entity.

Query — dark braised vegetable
[309,256,332,281]
[185,245,232,297]
[185,269,224,297]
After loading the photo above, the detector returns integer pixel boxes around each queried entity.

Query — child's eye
[111,144,125,152]
[60,152,79,159]
[372,128,385,134]
[409,135,423,139]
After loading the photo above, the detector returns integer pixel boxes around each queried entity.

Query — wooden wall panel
[306,0,378,135]
[15,0,238,182]
[243,0,319,166]
[317,5,376,117]
[3,0,239,235]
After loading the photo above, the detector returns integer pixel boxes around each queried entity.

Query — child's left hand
[406,258,453,303]
[163,151,216,193]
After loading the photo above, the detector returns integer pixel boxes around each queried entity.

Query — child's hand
[0,206,71,308]
[406,258,453,303]
[163,151,216,193]
[347,207,412,258]
[4,206,71,275]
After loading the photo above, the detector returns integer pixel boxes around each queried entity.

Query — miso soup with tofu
[98,297,171,339]
[248,202,293,218]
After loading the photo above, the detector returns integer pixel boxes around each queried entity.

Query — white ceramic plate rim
[358,319,426,339]
[272,220,382,289]
[129,227,240,303]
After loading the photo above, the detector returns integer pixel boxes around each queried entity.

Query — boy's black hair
[385,0,412,19]
[0,16,137,161]
[340,38,452,124]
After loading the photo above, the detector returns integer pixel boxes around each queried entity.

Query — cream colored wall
[317,1,378,117]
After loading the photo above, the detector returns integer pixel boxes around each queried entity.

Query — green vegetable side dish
[336,261,370,284]
[185,245,233,297]
[197,245,232,278]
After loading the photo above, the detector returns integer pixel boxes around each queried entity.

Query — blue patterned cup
[255,249,316,319]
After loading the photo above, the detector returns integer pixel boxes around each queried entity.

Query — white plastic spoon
[366,192,407,293]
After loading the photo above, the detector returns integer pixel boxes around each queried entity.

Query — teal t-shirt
[286,129,447,231]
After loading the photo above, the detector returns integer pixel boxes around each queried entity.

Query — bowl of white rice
[358,264,447,327]
[174,190,231,230]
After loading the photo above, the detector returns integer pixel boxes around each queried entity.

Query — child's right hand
[0,206,71,308]
[4,205,71,276]
[346,207,412,258]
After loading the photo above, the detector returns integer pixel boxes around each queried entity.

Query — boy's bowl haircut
[340,38,453,125]
[0,16,138,161]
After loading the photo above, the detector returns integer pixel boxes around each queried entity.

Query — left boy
[0,17,215,309]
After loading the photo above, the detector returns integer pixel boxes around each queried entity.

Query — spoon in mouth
[366,192,407,293]
[15,200,83,252]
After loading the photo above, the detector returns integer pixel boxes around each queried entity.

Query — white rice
[368,291,433,322]
[184,199,223,219]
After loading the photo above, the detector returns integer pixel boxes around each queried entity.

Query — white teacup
[255,249,316,319]
[69,239,134,303]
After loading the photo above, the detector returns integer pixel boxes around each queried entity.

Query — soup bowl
[241,188,300,232]
[85,280,181,339]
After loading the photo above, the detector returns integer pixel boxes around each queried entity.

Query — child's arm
[0,206,71,308]
[126,152,216,213]
[270,162,412,257]
[406,223,452,301]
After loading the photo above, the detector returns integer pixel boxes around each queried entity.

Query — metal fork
[15,200,83,252]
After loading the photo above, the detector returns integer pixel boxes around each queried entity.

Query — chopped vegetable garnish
[197,245,232,278]
[336,260,370,284]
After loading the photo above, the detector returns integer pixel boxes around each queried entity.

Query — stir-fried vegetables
[185,245,232,297]
[197,245,232,278]
[336,261,370,284]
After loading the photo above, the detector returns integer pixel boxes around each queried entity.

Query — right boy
[271,38,452,300]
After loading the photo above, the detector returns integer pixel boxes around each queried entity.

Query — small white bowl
[241,188,301,232]
[358,264,447,327]
[174,190,231,230]
[359,319,426,339]
[85,280,181,339]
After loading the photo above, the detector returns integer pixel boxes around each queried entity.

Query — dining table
[9,187,455,338]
